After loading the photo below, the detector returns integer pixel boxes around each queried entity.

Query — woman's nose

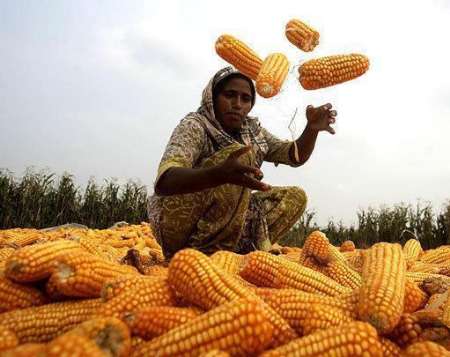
[232,96,242,109]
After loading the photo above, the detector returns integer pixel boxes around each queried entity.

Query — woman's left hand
[305,103,337,134]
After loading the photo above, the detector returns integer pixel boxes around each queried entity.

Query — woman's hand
[214,146,271,191]
[306,103,337,134]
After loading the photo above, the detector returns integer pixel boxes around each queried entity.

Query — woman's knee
[285,186,308,214]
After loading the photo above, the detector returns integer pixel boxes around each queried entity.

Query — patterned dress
[148,67,307,259]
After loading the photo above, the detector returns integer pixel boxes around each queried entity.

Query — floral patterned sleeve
[155,118,206,187]
[260,127,302,167]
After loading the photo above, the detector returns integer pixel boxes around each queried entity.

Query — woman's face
[214,77,253,134]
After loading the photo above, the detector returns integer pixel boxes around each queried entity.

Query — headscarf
[186,67,268,156]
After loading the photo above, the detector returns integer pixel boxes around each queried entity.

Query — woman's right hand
[213,146,271,191]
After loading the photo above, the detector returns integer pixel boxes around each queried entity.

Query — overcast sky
[1,0,449,226]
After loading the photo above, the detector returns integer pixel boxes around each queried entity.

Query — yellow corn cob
[285,19,319,52]
[340,240,356,252]
[132,297,273,357]
[358,242,406,334]
[46,334,106,357]
[299,54,369,90]
[0,276,48,312]
[387,313,423,348]
[215,34,263,80]
[0,326,18,352]
[98,278,176,318]
[404,279,428,313]
[0,343,46,357]
[168,249,297,348]
[131,336,145,350]
[4,240,84,282]
[72,235,115,262]
[443,292,450,328]
[0,298,102,343]
[320,259,362,290]
[124,306,201,340]
[101,275,162,301]
[210,250,244,275]
[45,276,67,301]
[420,246,450,265]
[403,239,423,266]
[255,53,289,98]
[301,231,330,265]
[280,251,302,263]
[49,251,138,298]
[343,250,364,272]
[240,251,351,297]
[200,350,230,357]
[2,230,43,248]
[0,247,15,262]
[258,288,358,319]
[260,321,382,356]
[408,261,441,274]
[61,317,131,357]
[406,271,450,284]
[379,337,401,357]
[403,341,450,356]
[419,275,450,296]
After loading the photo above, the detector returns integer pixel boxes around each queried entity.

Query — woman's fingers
[237,163,262,177]
[239,174,271,191]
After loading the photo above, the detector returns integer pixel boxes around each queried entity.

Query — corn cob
[404,279,428,313]
[0,326,18,351]
[61,317,131,357]
[258,288,358,319]
[343,250,364,272]
[0,247,15,262]
[402,341,450,356]
[49,251,138,298]
[46,334,106,357]
[0,343,47,357]
[4,240,84,282]
[420,246,450,265]
[132,297,273,357]
[210,250,244,275]
[420,275,450,295]
[340,240,356,252]
[408,261,441,274]
[131,336,145,350]
[240,251,351,297]
[406,271,450,285]
[215,34,263,80]
[403,239,423,266]
[301,230,331,265]
[281,251,302,262]
[285,19,319,52]
[101,275,161,301]
[3,230,43,248]
[358,242,406,334]
[98,278,176,318]
[45,276,67,301]
[255,53,289,98]
[379,337,401,357]
[200,350,230,357]
[168,249,297,348]
[124,306,201,340]
[0,276,48,312]
[321,259,362,289]
[299,54,369,90]
[0,298,102,343]
[260,321,382,356]
[443,291,450,328]
[387,313,423,348]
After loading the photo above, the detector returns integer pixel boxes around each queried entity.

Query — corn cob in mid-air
[299,54,369,90]
[285,18,320,52]
[215,34,263,80]
[256,53,290,98]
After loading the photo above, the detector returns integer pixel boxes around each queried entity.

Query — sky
[1,0,449,227]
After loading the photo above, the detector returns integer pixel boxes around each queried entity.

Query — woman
[148,66,337,259]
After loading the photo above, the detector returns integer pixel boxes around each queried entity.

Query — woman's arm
[156,146,271,196]
[289,103,337,165]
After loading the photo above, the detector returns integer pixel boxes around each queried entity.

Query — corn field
[1,169,449,249]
